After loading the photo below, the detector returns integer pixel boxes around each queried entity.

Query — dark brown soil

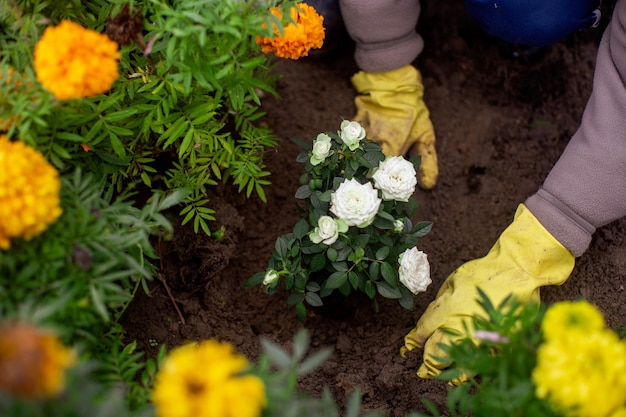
[121,1,626,415]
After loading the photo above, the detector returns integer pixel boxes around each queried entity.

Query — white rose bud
[310,133,333,166]
[372,156,418,202]
[398,247,431,295]
[394,219,405,232]
[330,178,381,228]
[339,120,366,151]
[263,269,280,286]
[309,216,347,245]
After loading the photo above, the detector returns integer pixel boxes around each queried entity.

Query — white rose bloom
[330,178,381,228]
[263,269,280,286]
[372,156,418,202]
[398,247,431,295]
[309,216,340,245]
[310,133,333,165]
[339,120,366,151]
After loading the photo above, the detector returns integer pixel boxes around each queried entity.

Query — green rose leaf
[376,281,403,299]
[305,292,323,307]
[310,253,326,272]
[412,221,433,237]
[364,280,376,299]
[293,218,310,239]
[375,246,390,261]
[245,271,265,287]
[331,261,348,272]
[381,261,398,286]
[325,271,348,289]
[348,271,359,290]
[295,184,312,199]
[287,293,304,305]
[398,286,414,311]
[369,262,380,280]
[295,303,307,322]
[275,236,289,258]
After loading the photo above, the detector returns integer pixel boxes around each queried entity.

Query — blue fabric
[464,0,600,46]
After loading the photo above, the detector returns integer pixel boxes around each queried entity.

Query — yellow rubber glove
[402,204,575,378]
[351,65,438,189]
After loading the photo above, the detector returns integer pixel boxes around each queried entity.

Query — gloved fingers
[352,98,416,156]
[408,108,438,189]
[402,324,425,354]
[402,293,453,355]
[410,130,438,190]
[416,328,455,379]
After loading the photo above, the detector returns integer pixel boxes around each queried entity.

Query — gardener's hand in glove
[401,204,575,378]
[351,64,438,189]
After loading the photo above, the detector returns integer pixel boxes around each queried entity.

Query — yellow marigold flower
[541,300,606,342]
[0,135,62,249]
[0,322,76,398]
[256,2,325,60]
[152,340,266,417]
[532,329,626,417]
[34,20,120,100]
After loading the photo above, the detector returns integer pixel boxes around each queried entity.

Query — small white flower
[398,247,431,295]
[263,269,280,286]
[372,156,418,202]
[310,133,333,166]
[309,216,347,245]
[330,178,381,228]
[339,120,366,151]
[394,219,405,232]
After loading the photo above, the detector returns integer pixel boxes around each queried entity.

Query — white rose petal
[398,247,431,295]
[263,269,280,286]
[339,120,366,151]
[310,133,333,166]
[372,156,418,202]
[309,215,340,245]
[330,178,381,228]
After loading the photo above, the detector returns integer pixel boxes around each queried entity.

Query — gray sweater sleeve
[525,0,626,257]
[338,0,423,72]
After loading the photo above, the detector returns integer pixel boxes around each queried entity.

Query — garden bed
[121,1,626,415]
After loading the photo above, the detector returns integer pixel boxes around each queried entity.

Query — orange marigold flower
[80,143,92,152]
[256,2,325,60]
[34,20,120,100]
[0,135,62,249]
[0,322,76,398]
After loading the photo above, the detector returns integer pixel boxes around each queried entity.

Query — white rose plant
[247,121,432,320]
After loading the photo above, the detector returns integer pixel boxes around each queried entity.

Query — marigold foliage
[0,135,62,249]
[34,20,120,100]
[152,340,266,417]
[533,301,626,417]
[0,68,28,131]
[256,2,325,59]
[0,322,76,399]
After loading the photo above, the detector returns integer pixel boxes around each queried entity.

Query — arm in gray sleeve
[525,0,626,257]
[338,0,423,72]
